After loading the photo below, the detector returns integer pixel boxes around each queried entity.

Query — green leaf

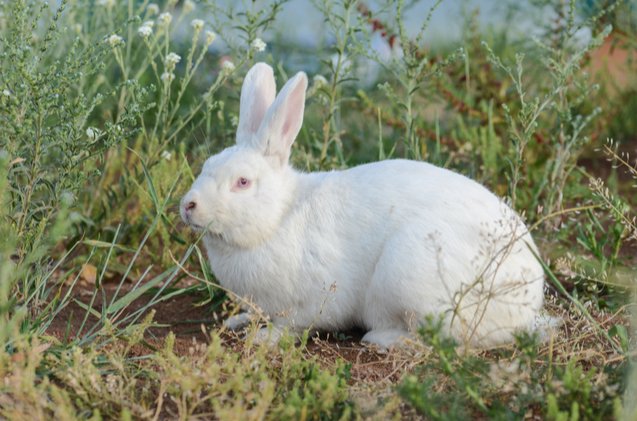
[107,268,173,315]
[73,298,102,320]
[83,239,136,253]
[608,324,629,352]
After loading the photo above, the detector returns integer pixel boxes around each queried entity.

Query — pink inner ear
[281,82,305,140]
[282,120,292,138]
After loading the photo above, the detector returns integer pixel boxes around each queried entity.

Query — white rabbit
[180,62,547,349]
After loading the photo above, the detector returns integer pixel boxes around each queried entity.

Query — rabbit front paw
[253,325,284,346]
[362,329,412,351]
[223,312,253,331]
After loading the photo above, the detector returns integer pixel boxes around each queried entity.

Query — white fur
[181,63,546,348]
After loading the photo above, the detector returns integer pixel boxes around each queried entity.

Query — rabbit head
[180,63,308,248]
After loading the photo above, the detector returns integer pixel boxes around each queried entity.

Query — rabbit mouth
[182,212,223,238]
[188,221,224,240]
[182,214,209,232]
[183,218,205,231]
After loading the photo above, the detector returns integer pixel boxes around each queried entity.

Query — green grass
[1,0,636,419]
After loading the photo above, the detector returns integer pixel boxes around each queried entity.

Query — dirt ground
[46,277,417,385]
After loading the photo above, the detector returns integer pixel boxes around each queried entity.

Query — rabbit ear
[256,71,308,166]
[236,62,276,147]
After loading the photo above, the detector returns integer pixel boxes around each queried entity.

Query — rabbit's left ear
[257,71,308,166]
[237,63,276,147]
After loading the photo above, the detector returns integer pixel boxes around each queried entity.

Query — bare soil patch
[45,277,410,384]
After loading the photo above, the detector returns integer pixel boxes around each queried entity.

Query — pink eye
[234,177,251,190]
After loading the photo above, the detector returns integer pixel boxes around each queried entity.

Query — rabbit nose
[180,193,198,219]
[180,192,200,225]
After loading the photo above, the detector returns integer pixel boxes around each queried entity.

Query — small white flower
[313,75,328,87]
[69,211,83,223]
[106,34,124,47]
[138,25,153,38]
[105,374,118,393]
[2,89,11,97]
[147,3,159,15]
[86,127,97,140]
[98,0,115,8]
[161,72,175,83]
[205,30,216,45]
[165,52,181,70]
[221,60,235,72]
[158,12,172,27]
[183,0,195,13]
[191,19,204,31]
[60,191,75,206]
[251,38,266,52]
[161,150,172,161]
[142,20,155,28]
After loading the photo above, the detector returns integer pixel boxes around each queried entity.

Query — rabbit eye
[234,177,251,190]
